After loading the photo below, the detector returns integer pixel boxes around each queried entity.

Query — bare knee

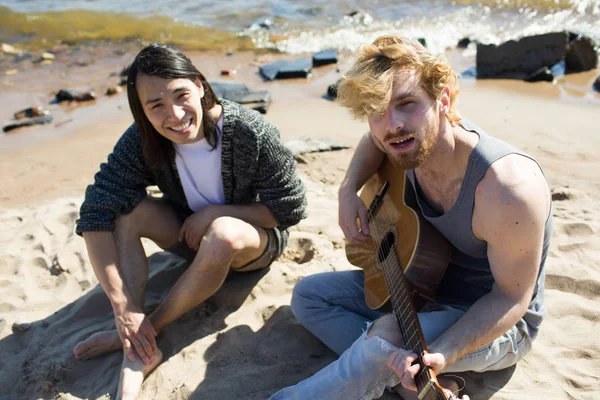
[367,314,404,348]
[201,217,249,261]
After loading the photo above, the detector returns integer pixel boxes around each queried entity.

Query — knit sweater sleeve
[255,122,307,230]
[76,124,154,235]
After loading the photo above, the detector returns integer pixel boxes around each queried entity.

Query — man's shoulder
[475,155,550,235]
[480,154,545,196]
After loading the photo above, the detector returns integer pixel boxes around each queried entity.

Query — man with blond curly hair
[270,35,552,400]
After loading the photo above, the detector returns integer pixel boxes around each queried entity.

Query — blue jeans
[270,270,532,400]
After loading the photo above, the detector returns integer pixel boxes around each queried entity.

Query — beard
[385,116,439,170]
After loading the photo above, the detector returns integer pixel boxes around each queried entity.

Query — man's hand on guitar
[387,349,421,391]
[339,186,370,244]
[388,350,469,399]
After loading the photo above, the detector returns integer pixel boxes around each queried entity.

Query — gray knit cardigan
[76,99,307,255]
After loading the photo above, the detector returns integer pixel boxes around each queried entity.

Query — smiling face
[368,69,442,170]
[136,74,205,145]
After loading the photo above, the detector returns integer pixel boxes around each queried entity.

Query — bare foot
[117,348,163,400]
[73,330,122,360]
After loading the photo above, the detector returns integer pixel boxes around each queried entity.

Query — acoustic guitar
[345,158,458,400]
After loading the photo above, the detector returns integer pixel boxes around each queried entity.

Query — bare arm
[429,156,550,367]
[338,132,386,243]
[83,231,158,364]
[83,231,137,314]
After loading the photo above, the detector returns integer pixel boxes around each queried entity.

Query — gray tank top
[406,119,552,338]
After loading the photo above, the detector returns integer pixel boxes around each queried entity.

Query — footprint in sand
[557,222,593,252]
[545,274,600,301]
[279,232,333,264]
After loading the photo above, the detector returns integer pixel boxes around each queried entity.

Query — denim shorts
[166,227,280,272]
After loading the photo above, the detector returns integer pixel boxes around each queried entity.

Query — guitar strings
[367,185,444,400]
[368,196,423,354]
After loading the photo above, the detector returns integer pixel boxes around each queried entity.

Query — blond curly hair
[337,35,461,124]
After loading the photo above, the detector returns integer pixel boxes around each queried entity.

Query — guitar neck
[365,179,455,400]
[380,246,447,400]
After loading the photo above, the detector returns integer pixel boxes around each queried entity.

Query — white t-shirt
[174,116,225,212]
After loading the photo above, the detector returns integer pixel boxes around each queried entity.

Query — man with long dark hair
[72,43,306,399]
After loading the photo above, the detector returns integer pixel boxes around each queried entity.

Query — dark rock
[277,58,313,79]
[565,34,598,73]
[345,10,371,22]
[14,52,33,62]
[3,115,53,133]
[327,79,341,100]
[209,81,272,113]
[259,58,312,80]
[220,69,237,76]
[476,32,569,80]
[259,60,288,81]
[551,188,577,201]
[313,49,338,67]
[118,78,128,86]
[223,90,271,106]
[247,103,270,114]
[258,18,274,29]
[105,85,122,96]
[12,322,32,332]
[283,137,351,156]
[524,67,554,82]
[223,90,271,114]
[56,89,96,102]
[346,10,363,17]
[457,37,471,49]
[209,81,249,98]
[593,75,600,92]
[14,106,50,120]
[417,37,427,48]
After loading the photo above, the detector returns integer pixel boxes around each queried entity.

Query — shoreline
[1,45,598,209]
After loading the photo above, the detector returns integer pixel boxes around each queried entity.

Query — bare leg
[116,215,267,400]
[149,215,268,331]
[73,198,181,360]
[74,199,268,399]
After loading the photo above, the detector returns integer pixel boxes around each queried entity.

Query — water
[0,0,599,53]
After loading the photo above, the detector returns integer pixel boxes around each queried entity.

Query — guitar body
[345,158,452,309]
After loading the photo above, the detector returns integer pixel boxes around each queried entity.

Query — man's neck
[416,120,463,180]
[412,119,480,211]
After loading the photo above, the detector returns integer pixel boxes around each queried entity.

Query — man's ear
[438,86,451,115]
[194,77,205,99]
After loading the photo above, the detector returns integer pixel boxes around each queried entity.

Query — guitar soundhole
[377,231,396,264]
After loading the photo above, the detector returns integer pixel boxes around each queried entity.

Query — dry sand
[0,45,599,399]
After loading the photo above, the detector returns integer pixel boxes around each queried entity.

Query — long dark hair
[127,43,219,167]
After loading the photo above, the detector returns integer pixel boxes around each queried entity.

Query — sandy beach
[0,43,599,400]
